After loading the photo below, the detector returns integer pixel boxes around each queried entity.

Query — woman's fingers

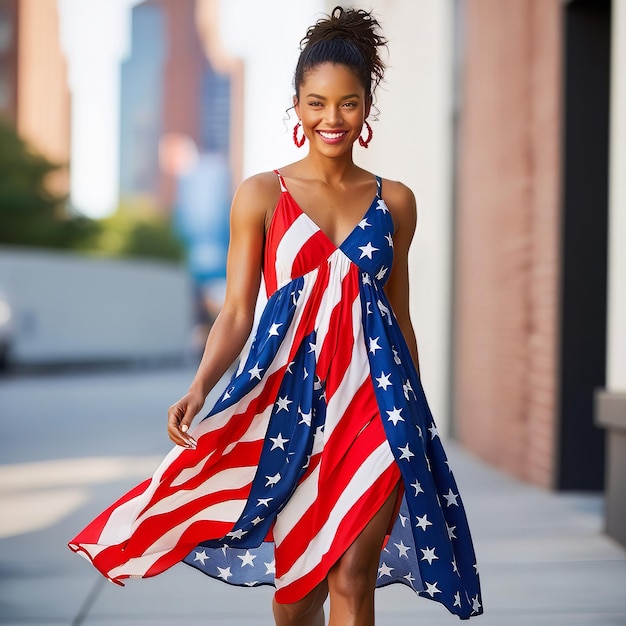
[167,401,197,449]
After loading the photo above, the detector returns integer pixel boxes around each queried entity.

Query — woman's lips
[316,130,348,144]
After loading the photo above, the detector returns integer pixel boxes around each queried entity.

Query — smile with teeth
[317,130,348,140]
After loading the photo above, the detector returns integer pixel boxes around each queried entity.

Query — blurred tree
[0,123,184,263]
[95,202,185,263]
[0,121,98,248]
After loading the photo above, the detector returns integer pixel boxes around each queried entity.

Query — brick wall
[454,0,562,487]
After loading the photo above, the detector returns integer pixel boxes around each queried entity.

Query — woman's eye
[308,101,322,107]
[343,102,357,108]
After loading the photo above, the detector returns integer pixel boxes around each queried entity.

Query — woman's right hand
[167,391,206,449]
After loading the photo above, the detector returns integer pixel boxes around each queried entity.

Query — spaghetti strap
[273,169,288,193]
[375,175,382,198]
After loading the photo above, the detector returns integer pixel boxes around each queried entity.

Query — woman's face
[295,63,370,156]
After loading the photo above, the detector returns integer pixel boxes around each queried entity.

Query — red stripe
[264,194,300,297]
[291,230,335,280]
[275,462,401,604]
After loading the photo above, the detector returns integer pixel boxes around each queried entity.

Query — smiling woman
[68,6,483,625]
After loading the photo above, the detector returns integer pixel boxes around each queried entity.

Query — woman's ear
[365,95,372,119]
[293,94,300,119]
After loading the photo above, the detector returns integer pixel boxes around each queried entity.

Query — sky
[57,0,142,218]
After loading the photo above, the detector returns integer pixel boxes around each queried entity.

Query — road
[0,367,625,625]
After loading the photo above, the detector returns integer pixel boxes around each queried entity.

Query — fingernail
[181,425,188,433]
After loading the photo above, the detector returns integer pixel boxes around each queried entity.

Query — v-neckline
[279,177,380,250]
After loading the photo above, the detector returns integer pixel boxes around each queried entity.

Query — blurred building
[120,0,239,213]
[0,0,70,196]
[454,0,615,492]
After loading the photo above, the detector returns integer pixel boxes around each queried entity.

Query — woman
[69,7,483,624]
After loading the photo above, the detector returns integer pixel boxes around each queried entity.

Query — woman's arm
[383,180,420,376]
[167,173,279,448]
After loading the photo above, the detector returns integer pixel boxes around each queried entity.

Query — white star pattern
[237,550,256,567]
[420,547,438,565]
[226,528,247,540]
[403,572,416,586]
[269,433,289,451]
[275,396,292,413]
[217,566,232,581]
[193,550,208,565]
[428,423,439,439]
[358,218,371,229]
[385,232,394,247]
[443,489,459,507]
[403,380,414,400]
[251,516,264,526]
[398,443,414,461]
[394,540,411,558]
[411,480,424,496]
[298,409,312,426]
[362,272,372,285]
[424,581,441,597]
[399,513,408,527]
[375,266,388,281]
[369,337,382,354]
[376,199,389,213]
[265,473,281,487]
[387,407,404,425]
[376,372,392,390]
[248,363,263,380]
[452,559,458,574]
[366,302,372,315]
[472,595,482,612]
[257,497,272,507]
[264,560,276,575]
[286,361,294,373]
[268,323,282,337]
[392,347,402,364]
[416,514,433,531]
[454,591,462,607]
[447,524,457,539]
[377,562,393,578]
[359,242,379,259]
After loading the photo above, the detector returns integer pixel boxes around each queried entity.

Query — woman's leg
[326,485,400,626]
[272,579,328,626]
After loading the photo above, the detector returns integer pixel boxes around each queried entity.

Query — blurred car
[0,291,13,371]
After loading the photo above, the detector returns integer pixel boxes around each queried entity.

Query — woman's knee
[273,583,327,623]
[328,553,376,602]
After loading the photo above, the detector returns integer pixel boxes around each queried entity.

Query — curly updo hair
[294,6,387,103]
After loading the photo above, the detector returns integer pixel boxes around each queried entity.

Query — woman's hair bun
[294,6,387,100]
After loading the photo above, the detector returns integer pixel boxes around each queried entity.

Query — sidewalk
[1,440,624,625]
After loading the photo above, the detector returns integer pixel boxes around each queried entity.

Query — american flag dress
[69,171,483,620]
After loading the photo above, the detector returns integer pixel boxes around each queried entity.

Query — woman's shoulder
[235,171,281,200]
[231,171,282,218]
[380,177,417,227]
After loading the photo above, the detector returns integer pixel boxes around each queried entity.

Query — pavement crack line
[72,575,106,625]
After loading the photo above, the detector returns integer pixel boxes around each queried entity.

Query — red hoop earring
[358,120,373,148]
[293,121,306,148]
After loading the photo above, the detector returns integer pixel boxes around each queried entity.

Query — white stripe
[274,214,319,289]
[313,250,352,332]
[323,295,368,439]
[107,498,249,579]
[135,465,257,522]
